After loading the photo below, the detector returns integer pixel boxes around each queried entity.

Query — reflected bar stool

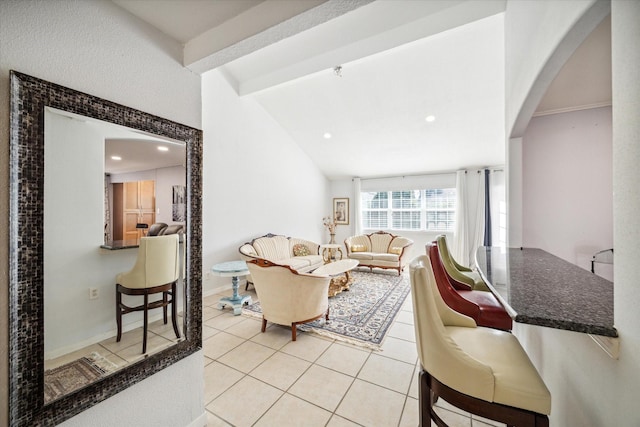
[147,222,168,236]
[135,222,149,236]
[116,234,181,354]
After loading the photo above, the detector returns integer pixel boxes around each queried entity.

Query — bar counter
[475,247,617,337]
[101,235,184,250]
[100,239,141,250]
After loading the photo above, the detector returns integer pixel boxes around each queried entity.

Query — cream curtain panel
[353,177,362,235]
[453,169,485,267]
[453,168,505,267]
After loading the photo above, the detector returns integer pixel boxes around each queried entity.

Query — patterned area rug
[243,270,410,350]
[44,352,118,403]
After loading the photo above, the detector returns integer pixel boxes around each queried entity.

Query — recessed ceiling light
[157,146,169,151]
[323,132,332,139]
[425,115,436,123]
[111,156,122,161]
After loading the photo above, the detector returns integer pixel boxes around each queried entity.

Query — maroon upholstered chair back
[427,243,512,331]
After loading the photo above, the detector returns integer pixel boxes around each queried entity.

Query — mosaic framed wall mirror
[9,71,203,426]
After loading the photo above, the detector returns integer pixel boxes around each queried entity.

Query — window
[361,188,456,231]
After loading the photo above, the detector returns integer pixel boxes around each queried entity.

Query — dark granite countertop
[476,247,617,337]
[100,239,141,250]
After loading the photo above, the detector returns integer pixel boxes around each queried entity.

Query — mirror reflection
[43,107,186,403]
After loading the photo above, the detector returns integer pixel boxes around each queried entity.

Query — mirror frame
[8,71,203,426]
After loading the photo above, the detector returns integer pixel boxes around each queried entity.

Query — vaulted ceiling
[112,0,611,179]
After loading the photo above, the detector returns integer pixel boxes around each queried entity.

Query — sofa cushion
[389,246,403,255]
[253,235,291,260]
[302,255,324,271]
[277,255,323,272]
[370,232,393,253]
[351,244,367,252]
[279,257,312,271]
[373,253,400,262]
[349,252,374,260]
[292,243,311,257]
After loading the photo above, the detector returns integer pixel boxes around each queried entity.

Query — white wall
[505,0,605,136]
[0,1,203,425]
[156,166,188,225]
[505,0,608,249]
[44,110,120,357]
[611,0,640,422]
[328,179,355,246]
[523,107,613,280]
[506,1,640,425]
[200,70,330,293]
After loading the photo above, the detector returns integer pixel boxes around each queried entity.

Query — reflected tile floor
[43,316,182,403]
[204,284,506,427]
[45,318,184,374]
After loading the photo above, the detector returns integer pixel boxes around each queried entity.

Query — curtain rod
[352,165,505,181]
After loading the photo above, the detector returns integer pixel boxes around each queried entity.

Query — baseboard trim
[187,411,208,427]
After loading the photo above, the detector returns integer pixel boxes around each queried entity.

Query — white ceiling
[112,0,611,180]
[51,108,185,175]
[105,137,185,175]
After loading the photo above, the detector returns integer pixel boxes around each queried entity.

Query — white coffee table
[314,259,359,297]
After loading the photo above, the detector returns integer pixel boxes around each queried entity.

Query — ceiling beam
[185,0,372,73]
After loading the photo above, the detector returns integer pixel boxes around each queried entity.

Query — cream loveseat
[239,233,324,273]
[344,231,413,275]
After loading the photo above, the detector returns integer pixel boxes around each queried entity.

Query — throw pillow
[389,247,402,255]
[292,243,311,257]
[351,244,367,252]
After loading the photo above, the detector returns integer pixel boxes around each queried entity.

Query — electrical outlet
[89,288,99,300]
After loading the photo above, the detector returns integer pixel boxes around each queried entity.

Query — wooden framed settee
[344,231,413,275]
[239,233,324,273]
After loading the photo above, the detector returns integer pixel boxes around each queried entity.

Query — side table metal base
[218,294,252,315]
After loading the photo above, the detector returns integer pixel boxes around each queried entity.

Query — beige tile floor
[203,285,507,427]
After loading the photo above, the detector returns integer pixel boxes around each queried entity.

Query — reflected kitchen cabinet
[113,180,156,240]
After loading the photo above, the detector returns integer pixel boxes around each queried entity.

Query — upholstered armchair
[436,234,490,291]
[246,259,331,341]
[409,255,551,426]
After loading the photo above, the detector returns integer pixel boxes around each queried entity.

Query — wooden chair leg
[142,294,148,354]
[291,324,297,341]
[163,291,168,324]
[171,282,180,339]
[535,414,550,427]
[116,286,123,342]
[424,370,549,427]
[419,370,433,427]
[261,317,267,333]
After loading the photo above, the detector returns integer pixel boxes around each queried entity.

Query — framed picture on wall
[333,197,349,225]
[172,185,186,221]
